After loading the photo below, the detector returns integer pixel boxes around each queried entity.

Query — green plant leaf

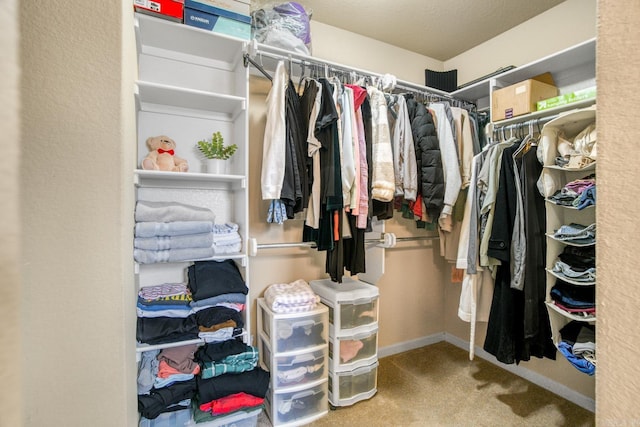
[196,131,237,160]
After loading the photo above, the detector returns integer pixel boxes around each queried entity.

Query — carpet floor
[259,341,595,427]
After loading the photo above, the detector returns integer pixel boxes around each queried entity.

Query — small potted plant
[197,131,237,174]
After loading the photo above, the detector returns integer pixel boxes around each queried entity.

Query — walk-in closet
[10,1,640,426]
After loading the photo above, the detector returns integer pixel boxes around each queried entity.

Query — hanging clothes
[261,61,288,201]
[404,94,444,223]
[280,78,306,219]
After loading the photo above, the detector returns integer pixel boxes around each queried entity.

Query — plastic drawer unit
[328,360,378,407]
[184,408,262,427]
[328,323,378,372]
[309,277,379,336]
[264,379,329,427]
[259,334,328,389]
[257,298,328,354]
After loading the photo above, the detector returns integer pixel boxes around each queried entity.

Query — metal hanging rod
[243,42,475,110]
[248,233,439,256]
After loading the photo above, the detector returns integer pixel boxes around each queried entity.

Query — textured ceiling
[302,0,566,60]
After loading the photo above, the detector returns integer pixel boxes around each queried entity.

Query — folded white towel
[135,221,213,238]
[264,279,320,313]
[134,247,214,264]
[134,232,214,250]
[135,200,216,222]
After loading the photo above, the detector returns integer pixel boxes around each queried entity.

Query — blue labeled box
[184,0,251,40]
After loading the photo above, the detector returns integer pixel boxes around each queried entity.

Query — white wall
[596,1,640,423]
[445,0,597,85]
[20,0,137,425]
[1,1,21,425]
[310,20,442,85]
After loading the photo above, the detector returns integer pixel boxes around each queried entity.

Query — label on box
[505,108,513,119]
[515,85,527,95]
[135,0,161,11]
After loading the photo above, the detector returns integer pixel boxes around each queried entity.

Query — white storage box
[257,298,328,354]
[309,277,379,336]
[259,334,328,389]
[329,324,378,372]
[328,361,378,407]
[265,379,328,427]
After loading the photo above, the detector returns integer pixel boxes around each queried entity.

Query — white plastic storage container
[328,360,378,407]
[185,407,261,427]
[328,323,378,372]
[309,277,379,336]
[140,408,191,427]
[259,334,328,389]
[264,379,329,427]
[257,298,328,354]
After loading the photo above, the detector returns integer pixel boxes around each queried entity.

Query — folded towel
[213,223,239,234]
[213,233,241,245]
[134,247,214,264]
[136,200,216,222]
[212,242,242,255]
[264,279,320,313]
[135,221,213,238]
[134,232,214,250]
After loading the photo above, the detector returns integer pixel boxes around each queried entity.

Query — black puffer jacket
[404,95,444,220]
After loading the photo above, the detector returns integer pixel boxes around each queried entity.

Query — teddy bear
[141,135,189,172]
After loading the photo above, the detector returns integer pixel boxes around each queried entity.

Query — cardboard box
[134,0,184,22]
[184,0,251,40]
[491,73,558,121]
[190,0,250,16]
[536,86,597,111]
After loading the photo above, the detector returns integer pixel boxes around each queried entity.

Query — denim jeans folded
[554,223,596,242]
[553,261,596,282]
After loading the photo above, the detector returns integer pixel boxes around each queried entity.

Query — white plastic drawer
[265,380,328,427]
[328,361,378,407]
[257,298,328,354]
[259,334,328,389]
[185,407,261,427]
[329,325,378,372]
[310,278,379,335]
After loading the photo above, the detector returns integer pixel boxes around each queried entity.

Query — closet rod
[244,42,475,109]
[251,233,439,253]
[492,114,558,131]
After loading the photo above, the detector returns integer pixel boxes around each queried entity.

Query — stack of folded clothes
[134,200,215,264]
[137,344,200,422]
[188,259,249,343]
[192,339,270,423]
[558,321,596,375]
[550,279,595,317]
[212,223,242,255]
[187,261,270,423]
[548,174,596,210]
[136,283,199,345]
[552,245,596,284]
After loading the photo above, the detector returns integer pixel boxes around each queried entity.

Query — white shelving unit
[452,38,596,112]
[538,108,596,356]
[133,11,252,423]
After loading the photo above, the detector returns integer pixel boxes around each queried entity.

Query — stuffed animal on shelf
[141,135,189,172]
